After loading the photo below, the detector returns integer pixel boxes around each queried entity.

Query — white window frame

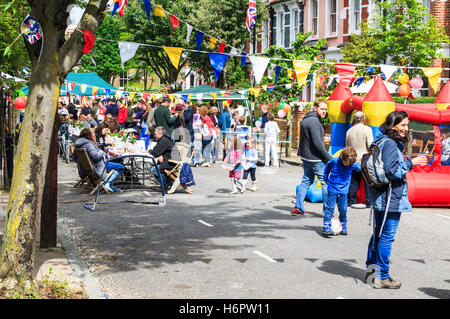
[352,0,361,32]
[283,10,291,48]
[330,0,338,34]
[311,0,319,37]
[119,71,129,89]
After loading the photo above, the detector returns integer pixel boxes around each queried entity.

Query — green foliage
[392,96,436,104]
[0,0,31,87]
[255,32,328,105]
[368,0,448,73]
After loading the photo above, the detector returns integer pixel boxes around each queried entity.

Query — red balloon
[14,97,27,110]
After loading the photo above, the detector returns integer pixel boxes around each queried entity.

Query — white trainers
[230,189,238,194]
[251,182,257,192]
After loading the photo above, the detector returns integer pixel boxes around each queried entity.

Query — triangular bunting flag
[142,0,152,22]
[241,52,247,66]
[335,63,356,88]
[186,24,193,43]
[380,64,398,82]
[80,84,87,94]
[208,53,230,82]
[118,41,140,69]
[209,37,217,49]
[170,15,179,33]
[423,67,442,93]
[218,42,226,53]
[154,5,165,17]
[82,29,95,54]
[249,56,270,84]
[292,60,313,87]
[92,87,98,96]
[162,46,183,69]
[210,93,217,103]
[196,31,204,55]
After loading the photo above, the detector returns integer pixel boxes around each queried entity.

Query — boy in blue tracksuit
[322,147,360,237]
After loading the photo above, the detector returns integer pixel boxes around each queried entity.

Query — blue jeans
[151,165,168,189]
[106,162,124,173]
[323,191,347,231]
[365,211,401,279]
[295,161,327,212]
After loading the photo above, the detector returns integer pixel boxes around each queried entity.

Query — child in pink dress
[223,136,244,194]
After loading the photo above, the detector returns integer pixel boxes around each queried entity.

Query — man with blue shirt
[322,146,360,238]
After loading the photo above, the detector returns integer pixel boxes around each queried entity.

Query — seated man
[150,126,180,190]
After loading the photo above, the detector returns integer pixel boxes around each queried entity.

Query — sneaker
[291,207,307,216]
[230,189,238,194]
[201,162,211,167]
[322,230,334,238]
[364,270,375,284]
[104,183,114,193]
[373,277,402,289]
[340,230,348,235]
[110,185,122,192]
[351,203,367,209]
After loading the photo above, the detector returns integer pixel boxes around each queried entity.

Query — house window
[271,14,277,45]
[312,0,318,36]
[284,11,291,48]
[353,0,361,30]
[119,72,128,89]
[293,9,299,38]
[330,0,337,33]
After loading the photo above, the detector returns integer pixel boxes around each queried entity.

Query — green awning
[174,85,248,101]
[20,72,119,97]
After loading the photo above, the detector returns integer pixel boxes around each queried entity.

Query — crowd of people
[60,95,281,194]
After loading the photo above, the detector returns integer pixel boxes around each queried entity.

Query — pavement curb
[57,220,106,299]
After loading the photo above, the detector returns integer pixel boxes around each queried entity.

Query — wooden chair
[165,142,194,194]
[74,147,114,195]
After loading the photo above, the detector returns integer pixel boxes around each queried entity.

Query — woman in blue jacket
[365,111,427,289]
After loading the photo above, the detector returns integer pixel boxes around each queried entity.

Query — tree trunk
[0,0,109,285]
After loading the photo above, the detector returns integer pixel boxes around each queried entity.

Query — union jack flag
[246,0,257,32]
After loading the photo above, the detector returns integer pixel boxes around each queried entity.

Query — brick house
[256,0,449,96]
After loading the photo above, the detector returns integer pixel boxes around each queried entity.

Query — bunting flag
[69,82,76,91]
[335,63,356,88]
[118,41,140,69]
[170,14,179,33]
[129,92,136,101]
[142,0,152,22]
[423,67,442,93]
[208,53,230,81]
[252,87,261,98]
[92,87,98,96]
[209,37,217,49]
[218,42,226,53]
[80,84,87,94]
[210,93,217,103]
[82,29,95,54]
[163,47,183,69]
[249,56,270,84]
[228,47,238,57]
[154,5,165,17]
[274,65,282,84]
[293,60,313,87]
[186,23,193,43]
[111,0,127,17]
[196,31,204,55]
[380,64,397,82]
[104,89,111,96]
[241,52,247,66]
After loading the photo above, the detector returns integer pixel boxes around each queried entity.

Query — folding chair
[74,147,114,195]
[165,142,194,194]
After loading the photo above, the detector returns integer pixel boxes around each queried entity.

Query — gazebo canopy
[174,85,247,101]
[19,72,118,97]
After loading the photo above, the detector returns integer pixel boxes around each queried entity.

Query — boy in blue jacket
[322,147,360,237]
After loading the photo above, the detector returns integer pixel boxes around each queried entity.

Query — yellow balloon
[398,74,410,84]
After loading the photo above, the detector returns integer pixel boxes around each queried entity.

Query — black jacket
[150,135,180,171]
[297,111,332,164]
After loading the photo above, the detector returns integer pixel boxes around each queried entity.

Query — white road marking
[198,220,214,227]
[253,250,277,263]
[435,214,450,220]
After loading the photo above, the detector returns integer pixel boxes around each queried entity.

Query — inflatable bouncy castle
[327,77,450,207]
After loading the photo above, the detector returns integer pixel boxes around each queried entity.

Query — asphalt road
[57,160,450,299]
